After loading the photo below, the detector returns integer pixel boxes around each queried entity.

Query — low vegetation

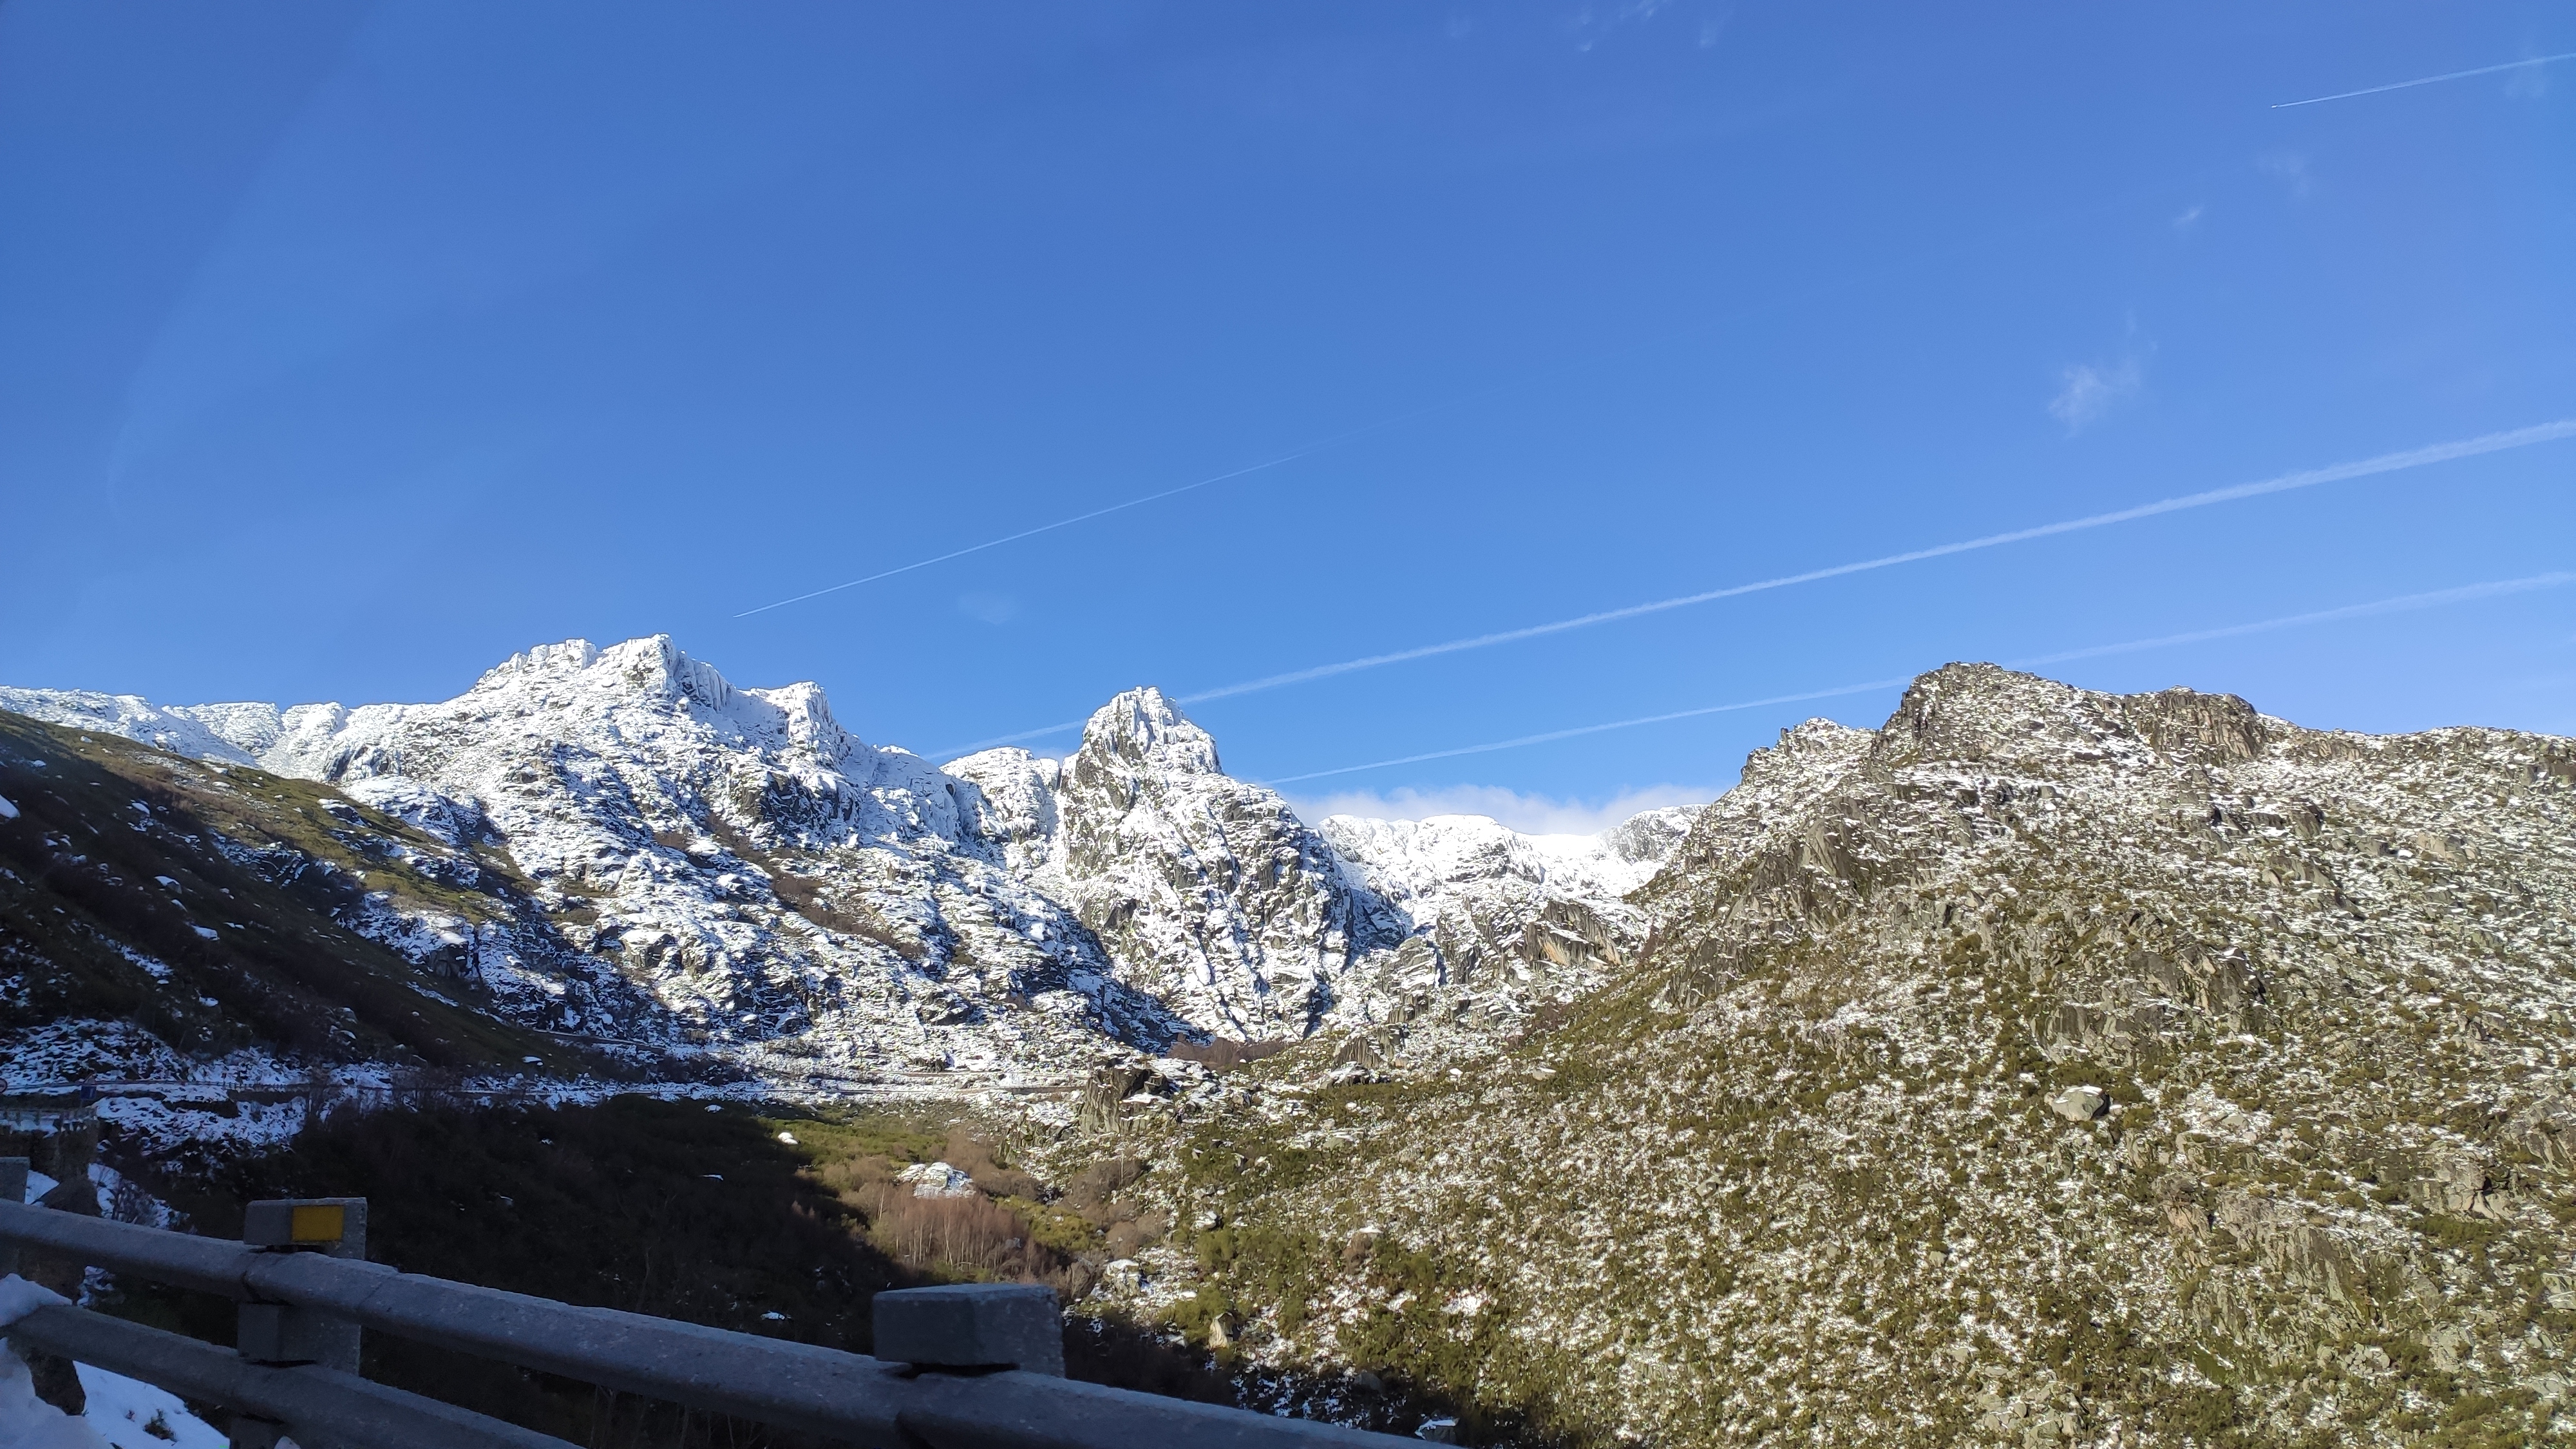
[100,1092,1231,1446]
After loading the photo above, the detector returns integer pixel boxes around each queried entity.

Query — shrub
[942,1127,1045,1200]
[860,1185,1059,1279]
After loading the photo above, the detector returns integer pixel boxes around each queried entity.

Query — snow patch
[896,1161,977,1198]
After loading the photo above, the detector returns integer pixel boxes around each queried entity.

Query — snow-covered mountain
[949,688,1412,1041]
[1,636,1694,1082]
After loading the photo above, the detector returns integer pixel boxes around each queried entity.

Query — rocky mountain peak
[472,636,606,690]
[2117,684,2275,764]
[1073,687,1220,779]
[941,747,1063,874]
[1874,661,2110,766]
[470,635,738,714]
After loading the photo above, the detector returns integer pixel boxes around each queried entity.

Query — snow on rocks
[2049,1084,2107,1122]
[896,1161,977,1198]
[974,688,1410,1040]
[5,638,1692,1081]
[1317,805,1699,1048]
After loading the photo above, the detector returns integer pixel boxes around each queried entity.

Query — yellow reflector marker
[289,1204,346,1244]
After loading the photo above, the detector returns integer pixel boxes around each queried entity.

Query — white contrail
[735,372,1570,619]
[1176,418,2576,705]
[2274,52,2576,109]
[735,451,1319,618]
[1256,570,2576,785]
[2014,573,2575,667]
[1256,677,1914,785]
[932,417,2575,757]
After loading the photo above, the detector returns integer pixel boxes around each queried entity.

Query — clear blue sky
[4,3,2571,825]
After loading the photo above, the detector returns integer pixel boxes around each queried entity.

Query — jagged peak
[1877,661,2287,768]
[736,675,838,736]
[469,634,745,713]
[1077,687,1222,776]
[475,636,603,688]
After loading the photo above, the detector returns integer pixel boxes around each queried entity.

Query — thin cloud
[2274,51,2576,109]
[1291,782,1716,836]
[2049,359,2143,433]
[2257,150,2315,199]
[2172,204,2205,232]
[1256,570,2576,786]
[956,591,1018,625]
[934,417,2576,757]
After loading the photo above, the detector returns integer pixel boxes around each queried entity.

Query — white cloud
[2171,204,2204,231]
[2048,358,2143,433]
[2257,150,2314,199]
[956,591,1018,625]
[1285,782,1716,837]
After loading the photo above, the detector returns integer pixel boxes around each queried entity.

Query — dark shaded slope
[0,708,571,1074]
[104,1096,1236,1446]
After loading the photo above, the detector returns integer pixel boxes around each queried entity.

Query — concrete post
[872,1283,1064,1376]
[0,1159,24,1277]
[237,1198,365,1372]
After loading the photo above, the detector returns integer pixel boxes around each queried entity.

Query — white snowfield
[1,636,1696,1083]
[0,1325,229,1449]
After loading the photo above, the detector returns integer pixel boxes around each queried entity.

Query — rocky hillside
[1,638,1688,1094]
[1084,665,2576,1448]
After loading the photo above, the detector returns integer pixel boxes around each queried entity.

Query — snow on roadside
[70,1365,225,1449]
[0,1350,109,1449]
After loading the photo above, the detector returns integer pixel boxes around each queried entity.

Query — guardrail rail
[0,1158,1419,1449]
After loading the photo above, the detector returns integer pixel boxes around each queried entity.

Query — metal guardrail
[6,1306,567,1449]
[0,1188,1418,1449]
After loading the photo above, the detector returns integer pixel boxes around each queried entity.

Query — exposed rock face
[953,689,1407,1039]
[951,697,1705,1048]
[1120,663,2576,1447]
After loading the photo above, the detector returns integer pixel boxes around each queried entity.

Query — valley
[6,642,2574,1446]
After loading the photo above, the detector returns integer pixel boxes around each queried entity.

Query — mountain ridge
[1,634,1693,1099]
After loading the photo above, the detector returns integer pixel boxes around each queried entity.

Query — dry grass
[942,1127,1045,1200]
[859,1187,1059,1278]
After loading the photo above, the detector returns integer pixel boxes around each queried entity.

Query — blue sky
[3,3,2571,830]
